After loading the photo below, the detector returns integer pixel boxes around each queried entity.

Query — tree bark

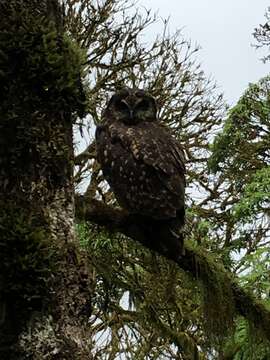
[0,1,91,358]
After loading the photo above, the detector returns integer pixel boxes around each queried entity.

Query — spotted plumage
[96,88,186,249]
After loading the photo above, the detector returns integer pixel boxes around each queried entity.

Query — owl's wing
[119,123,186,199]
[95,124,106,164]
[130,123,185,176]
[101,121,185,179]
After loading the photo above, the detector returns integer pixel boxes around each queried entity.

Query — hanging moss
[184,242,235,343]
[183,241,270,349]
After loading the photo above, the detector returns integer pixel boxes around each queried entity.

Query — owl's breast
[96,122,184,219]
[98,148,179,219]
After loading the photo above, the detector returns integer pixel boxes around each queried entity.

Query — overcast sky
[139,0,269,106]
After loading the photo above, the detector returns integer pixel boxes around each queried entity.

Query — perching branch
[75,195,270,342]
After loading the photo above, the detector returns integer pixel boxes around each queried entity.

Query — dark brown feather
[96,88,186,256]
[96,120,185,220]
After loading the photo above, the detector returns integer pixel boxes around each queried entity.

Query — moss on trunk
[0,1,91,357]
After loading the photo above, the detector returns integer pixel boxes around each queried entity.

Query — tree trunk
[0,1,91,358]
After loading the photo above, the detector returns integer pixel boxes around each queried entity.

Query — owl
[95,88,185,256]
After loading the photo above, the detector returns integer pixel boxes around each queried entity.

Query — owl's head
[104,88,157,125]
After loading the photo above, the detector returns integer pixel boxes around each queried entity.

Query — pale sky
[139,0,270,105]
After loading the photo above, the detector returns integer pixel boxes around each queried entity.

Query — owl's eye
[134,97,157,120]
[115,100,130,113]
[135,99,149,111]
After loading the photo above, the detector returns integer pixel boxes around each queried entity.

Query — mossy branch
[75,195,270,342]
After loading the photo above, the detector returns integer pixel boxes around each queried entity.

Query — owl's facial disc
[114,99,131,123]
[107,89,157,125]
[133,97,157,122]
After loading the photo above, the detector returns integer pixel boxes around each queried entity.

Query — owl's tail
[157,217,185,260]
[143,212,185,261]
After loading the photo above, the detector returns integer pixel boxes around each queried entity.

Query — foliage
[209,77,270,180]
[234,167,270,221]
[76,223,210,359]
[223,318,270,360]
[70,0,270,358]
[0,0,86,119]
[2,0,270,358]
[208,75,270,358]
[208,76,270,263]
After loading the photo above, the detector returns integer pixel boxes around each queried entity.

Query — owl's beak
[120,99,134,119]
